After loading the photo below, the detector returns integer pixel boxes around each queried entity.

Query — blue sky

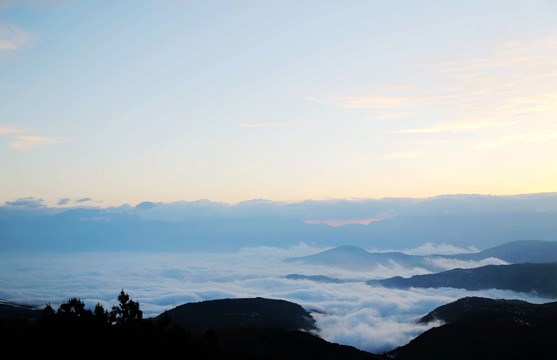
[1,0,557,206]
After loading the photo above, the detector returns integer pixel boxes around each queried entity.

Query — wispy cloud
[0,24,31,51]
[10,135,67,149]
[393,117,517,134]
[472,127,557,150]
[311,37,557,154]
[407,38,557,136]
[0,123,27,134]
[1,123,68,150]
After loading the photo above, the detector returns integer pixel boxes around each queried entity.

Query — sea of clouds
[0,243,551,354]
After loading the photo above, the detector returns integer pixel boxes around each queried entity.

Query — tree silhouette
[40,302,55,321]
[93,302,109,325]
[110,289,142,326]
[57,297,91,319]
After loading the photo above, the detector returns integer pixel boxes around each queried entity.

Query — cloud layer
[309,36,557,160]
[0,123,67,150]
[0,244,551,353]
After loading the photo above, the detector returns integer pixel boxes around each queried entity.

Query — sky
[1,0,557,207]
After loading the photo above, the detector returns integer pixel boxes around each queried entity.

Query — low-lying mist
[0,243,550,353]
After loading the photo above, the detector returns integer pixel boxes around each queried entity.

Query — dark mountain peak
[285,245,426,271]
[157,297,317,334]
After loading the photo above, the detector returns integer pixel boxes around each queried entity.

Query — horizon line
[3,191,557,210]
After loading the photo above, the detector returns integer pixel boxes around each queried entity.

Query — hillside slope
[367,262,557,298]
[156,297,317,334]
[391,296,557,360]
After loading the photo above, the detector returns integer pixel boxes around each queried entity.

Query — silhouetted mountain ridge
[419,296,557,324]
[367,262,557,298]
[0,296,384,359]
[451,240,557,263]
[286,240,557,272]
[285,245,432,271]
[391,296,557,360]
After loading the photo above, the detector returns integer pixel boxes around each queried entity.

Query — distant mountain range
[2,193,557,252]
[367,262,557,298]
[390,296,557,360]
[447,240,557,263]
[285,245,429,271]
[285,240,557,272]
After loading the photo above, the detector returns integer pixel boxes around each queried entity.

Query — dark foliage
[390,296,557,360]
[0,292,383,359]
[1,291,201,357]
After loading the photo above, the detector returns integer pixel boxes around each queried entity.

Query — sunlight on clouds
[311,34,557,195]
[10,135,67,149]
[419,37,557,135]
[312,37,557,155]
[312,94,417,110]
[0,123,27,134]
[1,123,68,149]
[393,117,516,134]
[472,128,557,150]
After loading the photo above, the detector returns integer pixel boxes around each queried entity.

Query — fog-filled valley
[2,194,557,354]
[3,244,553,353]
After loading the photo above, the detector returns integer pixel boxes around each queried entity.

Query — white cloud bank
[0,245,551,354]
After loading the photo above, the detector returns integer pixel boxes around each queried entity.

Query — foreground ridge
[0,293,383,359]
[390,296,557,360]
